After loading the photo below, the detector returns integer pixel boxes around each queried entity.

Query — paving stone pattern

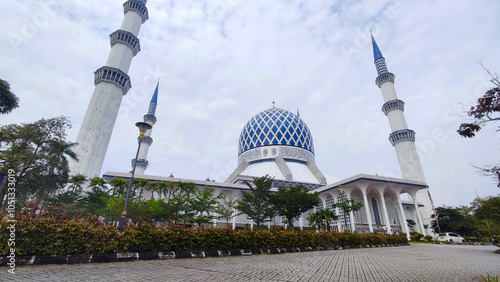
[1,244,499,281]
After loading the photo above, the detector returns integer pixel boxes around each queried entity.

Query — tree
[471,196,500,237]
[105,196,148,224]
[0,79,19,114]
[319,208,339,231]
[152,181,168,199]
[473,196,500,223]
[431,206,476,237]
[109,178,128,197]
[457,68,500,187]
[145,198,170,222]
[308,211,322,231]
[178,181,197,197]
[162,184,192,225]
[82,187,111,216]
[88,177,107,193]
[48,190,85,219]
[187,187,222,226]
[0,116,78,205]
[333,197,363,232]
[406,219,417,231]
[236,176,274,230]
[269,185,319,230]
[133,178,149,199]
[67,174,87,194]
[308,208,339,232]
[215,193,238,227]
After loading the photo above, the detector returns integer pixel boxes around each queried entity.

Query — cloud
[1,0,499,207]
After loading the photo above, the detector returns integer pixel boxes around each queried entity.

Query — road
[1,244,499,281]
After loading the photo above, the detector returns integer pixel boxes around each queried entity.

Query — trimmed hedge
[0,209,408,256]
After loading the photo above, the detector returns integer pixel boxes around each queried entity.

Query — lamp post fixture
[118,121,152,232]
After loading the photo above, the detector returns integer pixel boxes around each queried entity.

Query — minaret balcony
[110,30,141,56]
[131,158,149,169]
[94,66,131,95]
[144,114,157,125]
[138,135,153,146]
[389,129,415,146]
[123,0,149,23]
[375,72,395,88]
[382,99,405,115]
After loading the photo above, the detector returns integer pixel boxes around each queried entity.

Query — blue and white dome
[238,107,314,155]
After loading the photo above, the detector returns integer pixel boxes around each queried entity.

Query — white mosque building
[70,0,435,236]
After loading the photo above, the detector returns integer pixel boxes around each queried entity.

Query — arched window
[371,197,382,225]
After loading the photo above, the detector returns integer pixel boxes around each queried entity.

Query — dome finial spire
[272,101,275,108]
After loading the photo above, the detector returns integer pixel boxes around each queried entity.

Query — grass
[479,274,499,282]
[409,241,434,244]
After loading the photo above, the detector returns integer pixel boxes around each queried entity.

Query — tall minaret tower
[132,81,158,175]
[371,34,433,231]
[69,0,149,179]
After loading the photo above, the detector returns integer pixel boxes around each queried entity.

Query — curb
[0,243,409,266]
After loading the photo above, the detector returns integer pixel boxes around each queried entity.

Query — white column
[344,190,356,233]
[374,184,392,234]
[332,193,342,232]
[380,195,391,234]
[349,210,356,233]
[410,191,426,235]
[374,184,391,234]
[299,213,303,230]
[392,186,410,238]
[356,182,373,233]
[250,219,254,230]
[319,194,327,209]
[232,208,236,230]
[397,198,410,237]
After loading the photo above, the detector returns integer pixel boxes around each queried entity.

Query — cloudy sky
[2,0,499,207]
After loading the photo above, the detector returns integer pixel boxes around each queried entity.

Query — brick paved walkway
[1,244,499,281]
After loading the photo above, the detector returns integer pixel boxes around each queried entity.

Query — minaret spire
[372,34,433,235]
[69,0,149,181]
[147,80,159,116]
[371,34,384,62]
[133,81,159,175]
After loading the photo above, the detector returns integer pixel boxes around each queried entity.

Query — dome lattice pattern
[238,108,314,155]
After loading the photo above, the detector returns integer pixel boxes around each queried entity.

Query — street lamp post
[118,121,152,232]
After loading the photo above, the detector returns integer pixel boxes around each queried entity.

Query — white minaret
[132,81,158,175]
[69,0,149,179]
[371,34,434,232]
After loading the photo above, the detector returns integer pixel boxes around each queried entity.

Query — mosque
[69,0,435,236]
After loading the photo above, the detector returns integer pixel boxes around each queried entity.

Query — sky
[1,0,499,207]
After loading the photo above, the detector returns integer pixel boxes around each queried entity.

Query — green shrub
[424,235,433,242]
[0,206,408,256]
[411,232,424,241]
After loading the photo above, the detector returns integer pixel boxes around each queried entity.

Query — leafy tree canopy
[472,196,500,223]
[270,185,319,230]
[308,208,338,232]
[431,206,477,237]
[333,197,363,232]
[0,116,77,204]
[236,175,274,229]
[0,79,19,114]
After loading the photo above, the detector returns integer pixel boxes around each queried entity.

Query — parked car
[437,232,465,243]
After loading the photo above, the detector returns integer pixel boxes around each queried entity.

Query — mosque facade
[71,0,435,236]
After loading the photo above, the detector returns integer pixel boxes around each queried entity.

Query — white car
[437,232,465,243]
